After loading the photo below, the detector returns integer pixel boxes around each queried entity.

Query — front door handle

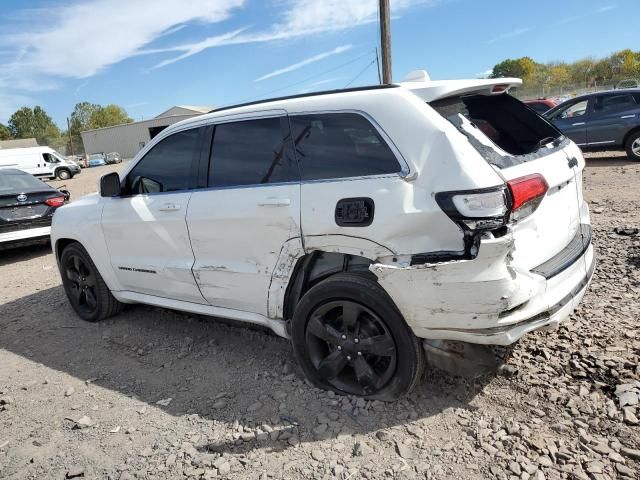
[258,197,291,207]
[158,203,181,212]
[571,122,586,126]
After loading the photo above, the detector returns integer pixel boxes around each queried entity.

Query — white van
[0,146,81,180]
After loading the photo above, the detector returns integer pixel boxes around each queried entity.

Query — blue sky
[0,0,636,127]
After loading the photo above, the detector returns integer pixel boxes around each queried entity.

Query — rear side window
[209,117,298,187]
[431,94,560,157]
[290,113,400,181]
[125,128,200,194]
[594,94,637,113]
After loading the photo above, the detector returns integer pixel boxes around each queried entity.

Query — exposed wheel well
[623,127,640,146]
[283,251,374,320]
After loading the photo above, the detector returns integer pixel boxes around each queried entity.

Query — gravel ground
[0,155,638,480]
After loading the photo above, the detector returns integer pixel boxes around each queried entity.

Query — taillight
[45,196,65,208]
[436,174,548,232]
[507,174,548,221]
[435,186,509,231]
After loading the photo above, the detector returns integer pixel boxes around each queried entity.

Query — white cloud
[0,0,244,79]
[0,0,436,121]
[0,0,246,121]
[255,45,352,82]
[148,0,435,68]
[487,27,530,44]
[597,5,617,12]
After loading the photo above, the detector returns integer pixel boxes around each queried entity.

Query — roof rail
[209,84,399,114]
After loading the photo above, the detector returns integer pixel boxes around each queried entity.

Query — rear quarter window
[290,113,401,181]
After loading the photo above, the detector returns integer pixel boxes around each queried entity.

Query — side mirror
[100,172,121,197]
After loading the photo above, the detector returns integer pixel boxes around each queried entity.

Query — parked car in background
[0,169,69,249]
[545,89,640,161]
[615,79,639,90]
[52,76,593,400]
[105,152,122,164]
[87,153,107,167]
[0,146,81,180]
[524,98,559,114]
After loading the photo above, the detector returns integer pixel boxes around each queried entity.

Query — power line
[236,51,374,104]
[344,58,376,88]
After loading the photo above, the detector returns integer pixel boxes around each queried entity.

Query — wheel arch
[623,126,640,147]
[268,235,395,322]
[282,251,376,321]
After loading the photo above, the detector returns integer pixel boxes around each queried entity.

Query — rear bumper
[0,226,51,244]
[371,226,594,346]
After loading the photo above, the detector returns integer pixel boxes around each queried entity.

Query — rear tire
[57,168,72,180]
[291,272,425,401]
[625,131,640,161]
[60,242,123,322]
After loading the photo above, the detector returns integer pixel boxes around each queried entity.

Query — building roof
[0,138,39,149]
[154,105,214,118]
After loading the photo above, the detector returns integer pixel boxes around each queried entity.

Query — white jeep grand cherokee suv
[52,76,594,400]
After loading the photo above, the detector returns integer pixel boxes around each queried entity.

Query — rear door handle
[158,203,181,212]
[258,197,291,207]
[571,122,586,126]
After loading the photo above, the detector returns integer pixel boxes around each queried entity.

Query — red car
[524,98,559,114]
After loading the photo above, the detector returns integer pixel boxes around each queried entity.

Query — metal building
[80,106,213,158]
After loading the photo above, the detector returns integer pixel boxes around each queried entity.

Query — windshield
[430,94,561,156]
[0,172,49,194]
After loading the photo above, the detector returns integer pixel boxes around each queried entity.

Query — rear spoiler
[400,76,522,103]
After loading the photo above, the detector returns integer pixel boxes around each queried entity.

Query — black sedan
[0,169,70,250]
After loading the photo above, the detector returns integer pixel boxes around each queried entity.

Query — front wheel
[60,243,123,322]
[291,272,425,401]
[625,131,640,161]
[57,168,72,180]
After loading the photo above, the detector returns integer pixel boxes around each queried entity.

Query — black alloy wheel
[59,242,123,322]
[64,253,99,316]
[305,300,397,396]
[292,272,424,401]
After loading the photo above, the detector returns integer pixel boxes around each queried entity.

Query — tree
[548,64,571,87]
[69,102,101,133]
[491,57,537,82]
[8,106,60,146]
[568,58,596,87]
[88,104,132,130]
[0,123,11,140]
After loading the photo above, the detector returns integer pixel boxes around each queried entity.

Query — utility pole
[379,0,392,84]
[66,117,74,157]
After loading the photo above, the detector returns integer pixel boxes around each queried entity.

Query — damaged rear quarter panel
[370,233,544,332]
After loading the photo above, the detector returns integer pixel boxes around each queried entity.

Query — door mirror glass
[100,172,121,197]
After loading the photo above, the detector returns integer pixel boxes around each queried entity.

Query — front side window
[208,117,298,187]
[125,128,201,194]
[290,113,400,181]
[553,99,589,119]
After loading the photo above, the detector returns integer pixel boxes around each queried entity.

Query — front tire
[291,272,425,401]
[625,131,640,161]
[60,243,123,322]
[57,168,72,180]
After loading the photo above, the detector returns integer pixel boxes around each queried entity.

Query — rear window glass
[430,94,561,157]
[0,172,48,193]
